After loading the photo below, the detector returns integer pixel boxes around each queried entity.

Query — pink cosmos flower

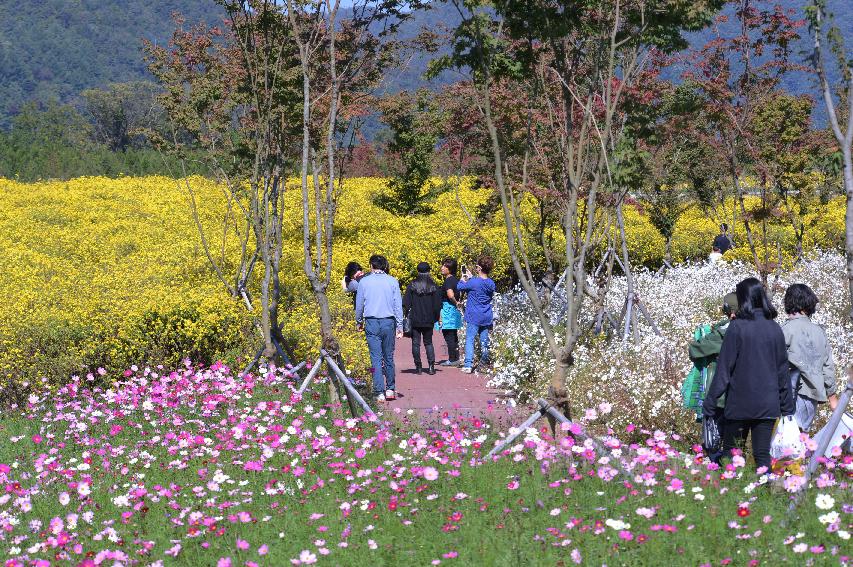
[423,467,439,481]
[237,538,250,551]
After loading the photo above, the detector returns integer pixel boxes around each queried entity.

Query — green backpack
[681,323,711,418]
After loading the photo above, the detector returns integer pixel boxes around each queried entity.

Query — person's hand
[357,323,364,332]
[829,394,839,411]
[396,329,404,339]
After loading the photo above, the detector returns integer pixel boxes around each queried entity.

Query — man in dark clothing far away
[713,223,734,255]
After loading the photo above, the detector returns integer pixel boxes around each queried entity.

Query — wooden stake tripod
[785,373,853,518]
[486,398,632,482]
[294,348,375,419]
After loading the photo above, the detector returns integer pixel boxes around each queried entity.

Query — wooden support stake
[536,399,632,482]
[297,356,324,395]
[785,375,853,518]
[485,407,547,459]
[635,298,662,337]
[241,345,265,377]
[322,349,374,417]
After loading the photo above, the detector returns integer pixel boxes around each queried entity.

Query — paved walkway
[378,332,513,420]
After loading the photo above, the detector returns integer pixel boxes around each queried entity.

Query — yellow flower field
[0,175,845,394]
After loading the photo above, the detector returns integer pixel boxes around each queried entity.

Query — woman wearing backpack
[403,262,443,375]
[702,277,794,472]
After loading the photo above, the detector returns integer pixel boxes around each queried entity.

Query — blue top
[355,271,404,329]
[457,277,495,326]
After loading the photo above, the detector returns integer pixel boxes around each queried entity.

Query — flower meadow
[0,175,847,397]
[0,361,850,567]
[490,251,853,434]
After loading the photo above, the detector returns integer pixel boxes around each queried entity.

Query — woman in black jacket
[703,277,794,471]
[403,262,443,375]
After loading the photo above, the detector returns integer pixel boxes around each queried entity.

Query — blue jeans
[464,323,491,368]
[364,318,396,394]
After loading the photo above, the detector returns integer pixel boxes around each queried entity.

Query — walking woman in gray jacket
[703,278,795,471]
[781,284,838,431]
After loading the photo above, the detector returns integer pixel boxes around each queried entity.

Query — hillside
[0,0,850,129]
[0,0,223,126]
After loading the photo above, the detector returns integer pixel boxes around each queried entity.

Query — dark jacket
[713,234,733,254]
[702,313,795,420]
[403,275,442,328]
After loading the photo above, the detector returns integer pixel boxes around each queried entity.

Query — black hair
[410,272,438,295]
[784,283,818,316]
[735,277,778,320]
[369,254,389,272]
[344,261,362,284]
[720,223,728,232]
[442,258,458,275]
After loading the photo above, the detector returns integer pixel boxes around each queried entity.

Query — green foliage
[375,90,445,215]
[0,0,223,128]
[0,100,206,181]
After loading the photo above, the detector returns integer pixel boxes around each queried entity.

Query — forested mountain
[0,0,850,129]
[0,0,223,126]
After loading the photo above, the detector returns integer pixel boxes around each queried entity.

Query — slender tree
[433,0,721,412]
[807,0,853,320]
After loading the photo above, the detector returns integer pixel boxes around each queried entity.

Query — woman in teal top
[439,258,463,365]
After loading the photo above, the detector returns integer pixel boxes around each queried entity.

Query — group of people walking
[344,254,496,402]
[689,278,838,471]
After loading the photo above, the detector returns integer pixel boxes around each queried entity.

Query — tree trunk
[548,347,573,418]
[843,145,853,322]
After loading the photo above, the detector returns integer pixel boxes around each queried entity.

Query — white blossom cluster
[489,251,853,435]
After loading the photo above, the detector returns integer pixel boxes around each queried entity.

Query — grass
[0,362,848,567]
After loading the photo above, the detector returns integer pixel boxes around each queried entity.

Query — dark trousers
[442,329,459,361]
[721,418,775,471]
[411,326,435,368]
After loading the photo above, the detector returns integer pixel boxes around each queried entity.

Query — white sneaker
[460,367,473,374]
[385,389,396,400]
[374,394,385,403]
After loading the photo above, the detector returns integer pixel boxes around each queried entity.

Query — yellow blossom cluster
[0,175,845,393]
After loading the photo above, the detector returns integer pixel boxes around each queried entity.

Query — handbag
[770,415,805,459]
[402,315,412,337]
[702,414,721,453]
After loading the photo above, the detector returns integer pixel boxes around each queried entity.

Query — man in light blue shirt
[355,254,404,401]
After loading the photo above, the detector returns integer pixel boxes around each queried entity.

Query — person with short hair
[355,254,403,401]
[403,262,443,375]
[702,277,794,472]
[713,223,734,255]
[781,283,838,431]
[458,255,496,374]
[439,258,463,366]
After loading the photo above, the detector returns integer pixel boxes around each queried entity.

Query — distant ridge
[0,0,849,129]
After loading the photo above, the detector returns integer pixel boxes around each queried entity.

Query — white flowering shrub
[490,251,853,435]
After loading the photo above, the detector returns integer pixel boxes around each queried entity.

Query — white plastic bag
[770,415,805,460]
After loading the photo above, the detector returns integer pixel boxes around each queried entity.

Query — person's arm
[393,283,404,330]
[687,328,724,361]
[702,323,739,416]
[402,285,411,315]
[457,279,471,292]
[355,283,365,326]
[777,332,795,416]
[434,288,443,321]
[445,286,458,306]
[346,279,359,294]
[821,330,838,409]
